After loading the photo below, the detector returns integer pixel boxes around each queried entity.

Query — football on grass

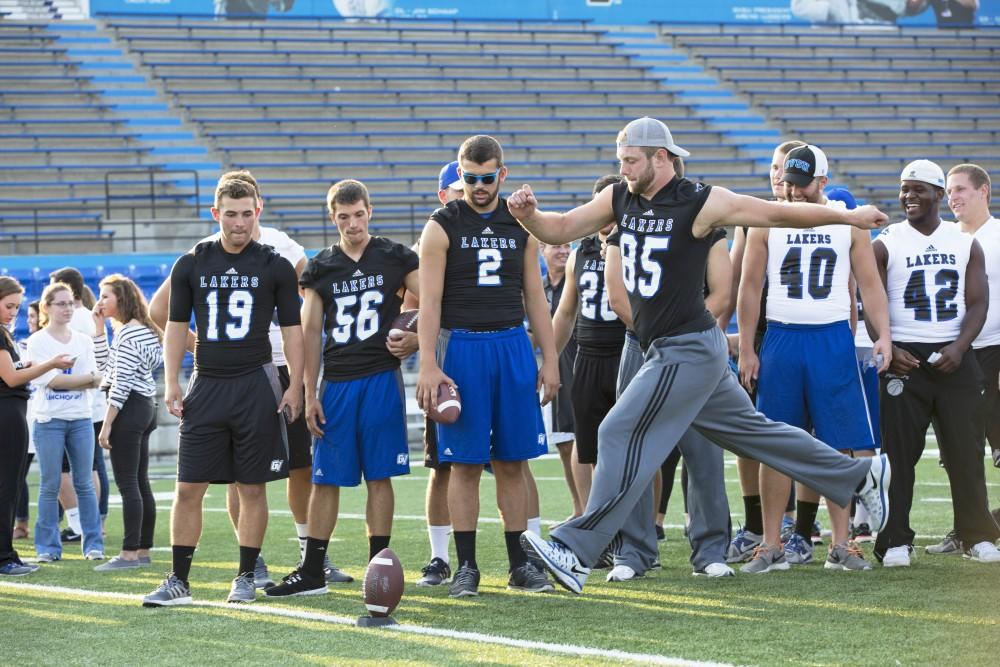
[429,383,461,424]
[388,309,418,338]
[363,548,404,618]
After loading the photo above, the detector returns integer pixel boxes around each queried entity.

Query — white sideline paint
[0,581,739,667]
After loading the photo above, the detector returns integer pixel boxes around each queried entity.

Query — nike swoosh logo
[571,565,589,575]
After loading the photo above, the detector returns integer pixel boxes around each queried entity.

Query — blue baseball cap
[825,186,858,210]
[438,161,463,192]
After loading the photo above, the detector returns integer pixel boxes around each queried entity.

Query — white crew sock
[428,525,451,563]
[66,507,82,534]
[527,516,542,536]
[295,522,309,558]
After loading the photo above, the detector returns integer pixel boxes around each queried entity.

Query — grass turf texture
[3,451,999,666]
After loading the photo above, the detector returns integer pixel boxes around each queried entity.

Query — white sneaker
[606,565,639,582]
[857,454,890,534]
[519,531,590,594]
[883,545,911,568]
[964,541,1000,563]
[693,562,735,577]
[84,550,106,561]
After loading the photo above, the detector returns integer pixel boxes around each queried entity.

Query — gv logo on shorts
[270,459,284,472]
[397,453,408,465]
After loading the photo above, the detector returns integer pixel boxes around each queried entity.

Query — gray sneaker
[227,572,257,603]
[740,544,790,574]
[726,527,763,563]
[254,555,275,590]
[323,553,354,584]
[138,556,152,567]
[142,573,192,607]
[824,541,873,571]
[94,556,142,572]
[0,561,36,576]
[448,562,480,598]
[507,562,554,593]
[925,531,963,555]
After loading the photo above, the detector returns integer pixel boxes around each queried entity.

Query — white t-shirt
[69,305,107,422]
[967,216,1000,349]
[26,328,96,422]
[195,226,305,366]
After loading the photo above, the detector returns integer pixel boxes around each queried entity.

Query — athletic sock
[794,501,819,540]
[454,531,477,570]
[504,531,528,571]
[428,524,451,563]
[742,495,763,535]
[369,535,391,561]
[527,516,542,535]
[66,507,82,535]
[238,546,261,577]
[295,522,309,560]
[302,537,329,579]
[172,545,196,583]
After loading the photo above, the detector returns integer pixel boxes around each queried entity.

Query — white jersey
[966,216,1000,348]
[765,200,852,325]
[196,226,305,366]
[69,305,107,423]
[878,219,973,343]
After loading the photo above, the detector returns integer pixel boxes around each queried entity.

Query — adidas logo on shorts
[443,448,453,456]
[315,468,324,477]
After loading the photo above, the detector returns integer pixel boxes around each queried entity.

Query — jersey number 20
[205,289,253,341]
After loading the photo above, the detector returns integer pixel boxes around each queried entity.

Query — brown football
[428,383,461,425]
[362,547,404,618]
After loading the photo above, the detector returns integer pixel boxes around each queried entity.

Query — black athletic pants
[0,397,29,567]
[874,343,1000,559]
[108,394,157,551]
[975,345,1000,458]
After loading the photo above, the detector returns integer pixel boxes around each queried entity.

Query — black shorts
[422,415,450,471]
[277,364,313,471]
[177,366,289,484]
[571,348,621,465]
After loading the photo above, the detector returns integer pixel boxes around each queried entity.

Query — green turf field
[3,451,999,666]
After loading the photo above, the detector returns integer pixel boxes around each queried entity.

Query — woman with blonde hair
[27,282,105,562]
[2,279,76,575]
[91,274,163,571]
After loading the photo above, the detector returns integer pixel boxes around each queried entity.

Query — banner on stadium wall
[90,0,1000,27]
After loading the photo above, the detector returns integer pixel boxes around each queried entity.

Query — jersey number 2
[205,289,253,341]
[478,249,502,286]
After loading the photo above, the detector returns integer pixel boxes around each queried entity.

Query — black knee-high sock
[454,531,477,570]
[794,501,819,540]
[743,495,763,535]
[172,545,196,582]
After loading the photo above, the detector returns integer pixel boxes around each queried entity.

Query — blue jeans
[34,418,104,557]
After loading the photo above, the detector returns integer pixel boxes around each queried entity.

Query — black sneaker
[416,557,451,587]
[142,573,192,607]
[265,568,328,597]
[593,548,615,570]
[61,528,82,543]
[507,562,554,593]
[448,562,480,598]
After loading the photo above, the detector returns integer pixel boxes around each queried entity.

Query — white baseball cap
[617,117,690,158]
[900,160,946,189]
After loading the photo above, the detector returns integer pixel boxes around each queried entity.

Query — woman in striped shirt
[91,274,163,572]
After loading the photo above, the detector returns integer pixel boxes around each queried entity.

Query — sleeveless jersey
[967,217,1000,348]
[169,240,300,378]
[609,177,716,349]
[300,236,418,382]
[432,197,528,331]
[573,235,626,353]
[878,219,973,343]
[765,201,852,325]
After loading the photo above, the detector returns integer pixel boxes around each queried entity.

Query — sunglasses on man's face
[461,169,501,186]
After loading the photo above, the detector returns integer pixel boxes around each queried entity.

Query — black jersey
[299,236,418,382]
[609,178,716,349]
[432,198,529,331]
[0,333,30,401]
[573,236,626,354]
[169,240,300,378]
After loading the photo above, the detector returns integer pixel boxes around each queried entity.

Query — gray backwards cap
[617,117,691,158]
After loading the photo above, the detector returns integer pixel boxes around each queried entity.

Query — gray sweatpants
[612,334,731,573]
[552,326,870,567]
